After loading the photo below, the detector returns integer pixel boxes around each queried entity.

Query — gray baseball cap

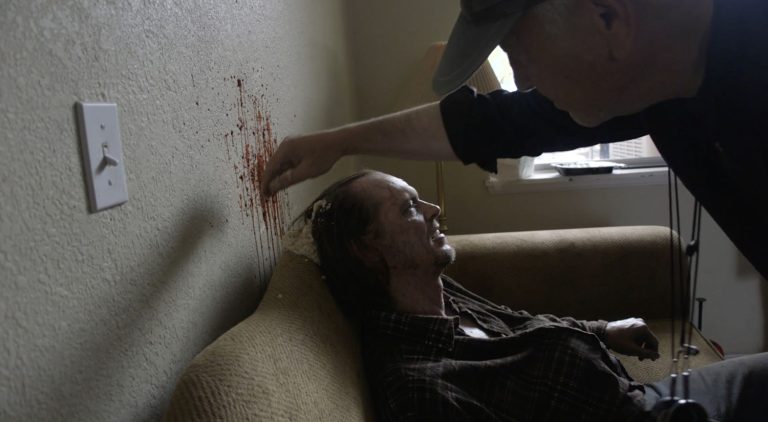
[433,0,532,96]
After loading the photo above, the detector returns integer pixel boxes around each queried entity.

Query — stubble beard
[435,245,457,269]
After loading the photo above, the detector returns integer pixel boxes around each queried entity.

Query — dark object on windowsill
[551,161,626,176]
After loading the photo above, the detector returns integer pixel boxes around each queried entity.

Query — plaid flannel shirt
[362,276,653,422]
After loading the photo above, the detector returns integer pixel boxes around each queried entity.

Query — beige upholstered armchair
[164,226,722,421]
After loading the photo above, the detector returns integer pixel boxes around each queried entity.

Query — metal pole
[695,297,706,330]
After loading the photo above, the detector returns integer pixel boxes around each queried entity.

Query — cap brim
[433,12,520,97]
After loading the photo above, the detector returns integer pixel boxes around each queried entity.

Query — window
[486,47,664,171]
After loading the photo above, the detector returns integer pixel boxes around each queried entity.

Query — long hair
[305,170,392,319]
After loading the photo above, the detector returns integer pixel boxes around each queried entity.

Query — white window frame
[533,153,667,172]
[486,165,670,194]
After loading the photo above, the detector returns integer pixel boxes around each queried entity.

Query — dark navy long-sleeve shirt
[440,0,768,279]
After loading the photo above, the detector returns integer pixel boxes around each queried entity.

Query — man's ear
[589,0,634,60]
[350,236,385,271]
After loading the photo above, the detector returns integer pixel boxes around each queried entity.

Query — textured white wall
[346,0,767,354]
[0,0,355,420]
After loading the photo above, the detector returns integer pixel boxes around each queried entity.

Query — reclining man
[298,170,767,421]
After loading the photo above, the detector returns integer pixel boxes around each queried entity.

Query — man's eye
[404,199,418,214]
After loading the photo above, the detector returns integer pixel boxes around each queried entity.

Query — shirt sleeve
[523,311,608,340]
[439,86,650,172]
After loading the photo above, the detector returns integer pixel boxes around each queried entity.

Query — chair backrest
[445,226,684,321]
[164,251,374,422]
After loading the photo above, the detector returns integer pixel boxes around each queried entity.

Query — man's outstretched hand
[604,318,660,360]
[260,103,455,196]
[261,132,344,196]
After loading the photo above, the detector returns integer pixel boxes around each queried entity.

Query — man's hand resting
[604,318,660,360]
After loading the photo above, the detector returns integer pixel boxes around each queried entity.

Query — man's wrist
[335,129,352,157]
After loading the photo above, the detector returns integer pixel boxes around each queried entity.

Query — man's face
[355,174,455,273]
[500,2,636,127]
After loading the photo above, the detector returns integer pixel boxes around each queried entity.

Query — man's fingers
[267,168,293,196]
[262,169,283,196]
[266,159,319,195]
[646,334,660,352]
[260,135,300,195]
[261,134,339,196]
[641,349,661,360]
[637,327,660,360]
[639,328,660,352]
[262,155,299,196]
[638,339,660,360]
[261,156,285,196]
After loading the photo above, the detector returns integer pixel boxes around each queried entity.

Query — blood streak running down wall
[223,76,290,282]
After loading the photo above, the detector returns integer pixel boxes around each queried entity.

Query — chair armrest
[444,226,680,321]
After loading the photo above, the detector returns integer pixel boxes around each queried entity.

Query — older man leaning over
[264,0,768,281]
[288,170,768,422]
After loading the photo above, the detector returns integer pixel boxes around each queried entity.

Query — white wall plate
[76,102,129,212]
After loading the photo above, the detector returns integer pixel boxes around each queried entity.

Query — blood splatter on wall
[223,76,290,281]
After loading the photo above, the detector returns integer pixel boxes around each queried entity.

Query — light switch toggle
[101,143,120,167]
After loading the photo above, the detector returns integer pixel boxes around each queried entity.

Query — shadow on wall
[36,202,266,421]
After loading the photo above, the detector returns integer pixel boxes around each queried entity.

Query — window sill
[486,166,668,194]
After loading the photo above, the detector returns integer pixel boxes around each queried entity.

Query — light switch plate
[76,102,129,212]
